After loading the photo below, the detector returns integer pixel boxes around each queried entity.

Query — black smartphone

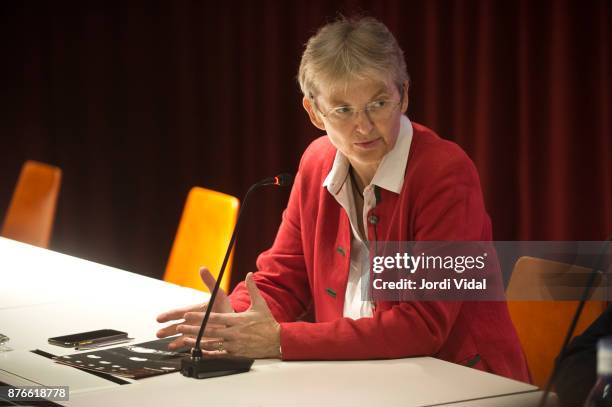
[48,329,128,348]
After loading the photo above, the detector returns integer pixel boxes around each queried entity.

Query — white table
[0,237,544,406]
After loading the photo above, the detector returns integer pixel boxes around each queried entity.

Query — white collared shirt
[322,115,414,319]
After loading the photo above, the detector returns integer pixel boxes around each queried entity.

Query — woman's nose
[353,109,374,134]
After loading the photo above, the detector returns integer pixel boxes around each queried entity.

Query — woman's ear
[303,96,326,131]
[400,80,409,113]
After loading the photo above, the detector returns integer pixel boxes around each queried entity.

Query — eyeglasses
[315,95,403,126]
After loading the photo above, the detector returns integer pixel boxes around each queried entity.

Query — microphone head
[273,173,294,187]
[256,173,294,187]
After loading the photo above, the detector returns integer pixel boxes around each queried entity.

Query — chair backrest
[506,256,606,388]
[1,160,62,248]
[164,187,239,293]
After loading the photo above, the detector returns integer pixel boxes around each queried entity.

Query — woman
[156,16,530,382]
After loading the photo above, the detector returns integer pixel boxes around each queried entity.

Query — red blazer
[230,122,530,383]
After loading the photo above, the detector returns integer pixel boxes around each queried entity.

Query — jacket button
[368,215,379,225]
[336,246,346,256]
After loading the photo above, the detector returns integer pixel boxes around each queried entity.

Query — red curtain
[0,1,609,287]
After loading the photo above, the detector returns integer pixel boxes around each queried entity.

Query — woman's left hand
[178,272,282,359]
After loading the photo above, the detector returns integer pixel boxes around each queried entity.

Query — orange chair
[506,256,606,388]
[164,187,239,293]
[1,160,62,248]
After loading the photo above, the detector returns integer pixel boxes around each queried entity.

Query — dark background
[0,0,610,290]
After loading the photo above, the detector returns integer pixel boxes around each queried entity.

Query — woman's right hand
[155,267,234,350]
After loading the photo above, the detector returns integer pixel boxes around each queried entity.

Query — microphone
[538,236,612,406]
[181,173,294,379]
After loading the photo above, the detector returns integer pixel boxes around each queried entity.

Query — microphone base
[180,355,254,379]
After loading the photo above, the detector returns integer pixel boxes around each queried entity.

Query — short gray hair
[298,16,409,99]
